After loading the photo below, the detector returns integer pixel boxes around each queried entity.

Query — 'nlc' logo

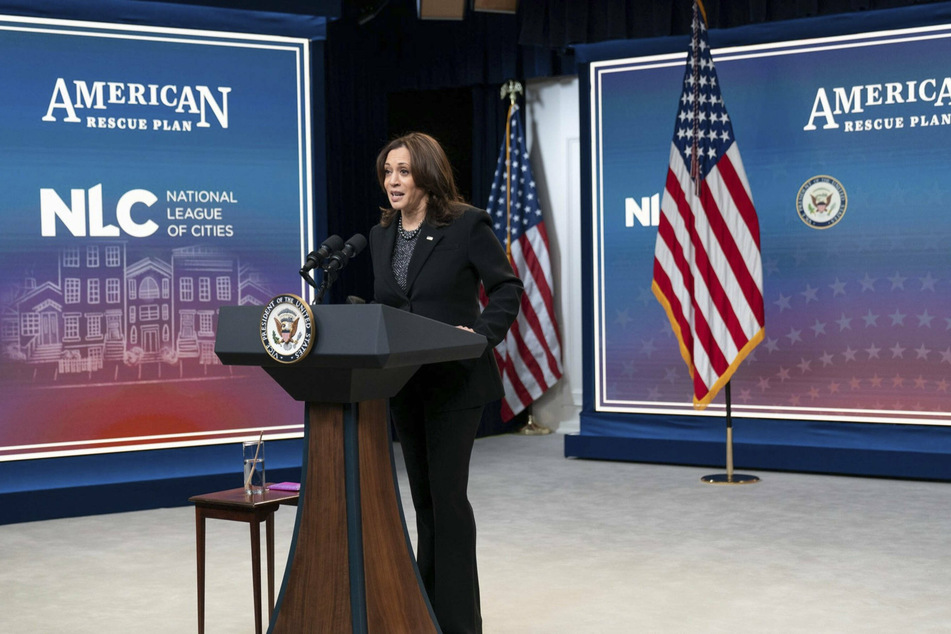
[625,193,660,227]
[40,184,158,237]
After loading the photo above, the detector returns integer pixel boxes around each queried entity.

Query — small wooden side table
[189,486,299,634]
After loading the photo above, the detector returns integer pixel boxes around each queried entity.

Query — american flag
[652,2,765,410]
[484,102,563,421]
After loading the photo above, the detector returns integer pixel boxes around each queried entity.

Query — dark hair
[376,132,465,227]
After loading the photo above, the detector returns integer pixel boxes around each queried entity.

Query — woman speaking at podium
[369,132,523,634]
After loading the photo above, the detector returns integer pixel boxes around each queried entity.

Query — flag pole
[499,79,552,437]
[517,403,552,436]
[500,80,521,259]
[701,382,759,484]
[678,0,759,485]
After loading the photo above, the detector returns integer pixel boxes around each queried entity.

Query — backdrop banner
[0,15,314,460]
[588,22,951,427]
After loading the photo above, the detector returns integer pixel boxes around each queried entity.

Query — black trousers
[390,394,483,634]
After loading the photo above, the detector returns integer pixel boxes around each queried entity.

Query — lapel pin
[426,236,433,240]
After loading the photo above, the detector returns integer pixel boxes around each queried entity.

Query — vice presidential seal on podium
[260,294,315,364]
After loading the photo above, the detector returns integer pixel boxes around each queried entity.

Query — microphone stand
[300,259,339,306]
[299,234,365,306]
[299,268,319,292]
[314,267,342,305]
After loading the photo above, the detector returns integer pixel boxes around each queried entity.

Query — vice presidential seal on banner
[260,294,316,363]
[797,175,847,229]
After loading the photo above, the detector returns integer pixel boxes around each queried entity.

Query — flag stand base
[517,413,552,436]
[701,384,760,485]
[700,473,760,485]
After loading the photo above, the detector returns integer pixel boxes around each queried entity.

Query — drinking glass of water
[242,439,266,495]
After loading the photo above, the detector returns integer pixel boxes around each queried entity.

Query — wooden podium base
[214,304,488,633]
[269,400,438,633]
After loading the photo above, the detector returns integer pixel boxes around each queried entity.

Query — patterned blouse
[392,216,421,292]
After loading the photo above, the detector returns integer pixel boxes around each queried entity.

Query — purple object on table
[269,482,301,492]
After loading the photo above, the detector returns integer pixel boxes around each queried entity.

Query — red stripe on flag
[509,313,549,393]
[525,223,559,325]
[712,155,765,325]
[693,186,754,354]
[658,169,698,349]
[651,266,692,371]
[688,280,729,379]
[524,227,562,344]
[494,343,532,412]
[654,237,695,360]
[516,233,563,379]
[652,1,765,409]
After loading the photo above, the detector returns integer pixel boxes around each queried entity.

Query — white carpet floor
[3,432,951,633]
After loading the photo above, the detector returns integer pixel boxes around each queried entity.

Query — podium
[215,304,487,633]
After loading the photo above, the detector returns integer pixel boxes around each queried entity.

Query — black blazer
[369,206,524,412]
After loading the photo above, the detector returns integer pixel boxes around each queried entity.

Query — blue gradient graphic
[591,27,951,423]
[0,17,313,458]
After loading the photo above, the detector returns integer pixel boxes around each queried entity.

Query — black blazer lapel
[404,223,442,293]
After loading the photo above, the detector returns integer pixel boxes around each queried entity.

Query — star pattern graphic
[603,229,951,419]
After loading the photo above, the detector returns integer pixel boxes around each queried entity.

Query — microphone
[323,233,367,275]
[313,234,367,304]
[300,235,344,274]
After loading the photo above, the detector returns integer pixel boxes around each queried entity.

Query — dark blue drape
[0,0,330,35]
[518,0,950,49]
